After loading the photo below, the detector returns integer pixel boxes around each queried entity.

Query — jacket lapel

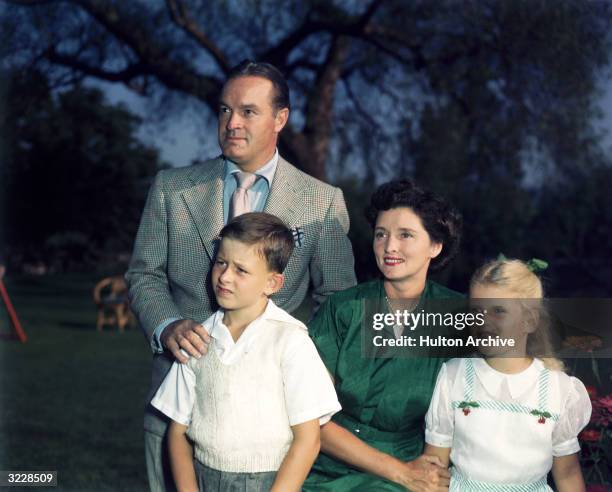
[264,157,304,227]
[182,157,225,260]
[181,156,303,261]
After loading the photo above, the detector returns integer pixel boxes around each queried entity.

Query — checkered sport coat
[126,155,356,435]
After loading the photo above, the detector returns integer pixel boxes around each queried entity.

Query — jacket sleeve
[309,186,357,311]
[125,171,182,350]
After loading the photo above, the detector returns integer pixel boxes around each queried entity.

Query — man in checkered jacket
[126,60,356,492]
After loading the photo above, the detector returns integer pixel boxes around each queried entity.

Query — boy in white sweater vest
[151,212,341,492]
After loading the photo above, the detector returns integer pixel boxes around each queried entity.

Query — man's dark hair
[365,179,462,271]
[219,212,294,273]
[226,60,290,111]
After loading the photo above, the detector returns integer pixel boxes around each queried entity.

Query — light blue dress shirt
[151,150,279,353]
[222,150,278,223]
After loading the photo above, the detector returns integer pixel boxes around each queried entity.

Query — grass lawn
[0,274,151,491]
[2,274,609,490]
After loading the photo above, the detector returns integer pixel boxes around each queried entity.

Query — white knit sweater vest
[186,320,295,472]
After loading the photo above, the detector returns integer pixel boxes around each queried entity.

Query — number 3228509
[9,472,55,483]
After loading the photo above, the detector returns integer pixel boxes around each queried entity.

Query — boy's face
[211,237,283,312]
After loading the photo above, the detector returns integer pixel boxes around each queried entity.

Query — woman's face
[373,207,442,284]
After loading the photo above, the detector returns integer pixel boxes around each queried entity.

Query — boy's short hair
[219,212,294,273]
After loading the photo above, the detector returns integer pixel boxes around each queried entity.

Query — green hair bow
[526,258,548,273]
[496,254,548,273]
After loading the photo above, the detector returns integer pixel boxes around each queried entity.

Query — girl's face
[372,207,442,286]
[469,283,535,357]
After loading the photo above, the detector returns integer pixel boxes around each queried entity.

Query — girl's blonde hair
[470,259,564,371]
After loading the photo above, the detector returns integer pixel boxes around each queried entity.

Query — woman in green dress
[304,180,463,492]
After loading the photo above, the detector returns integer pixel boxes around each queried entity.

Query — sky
[100,82,214,168]
[100,72,612,170]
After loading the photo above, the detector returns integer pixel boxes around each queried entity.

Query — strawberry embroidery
[458,401,479,416]
[530,409,552,424]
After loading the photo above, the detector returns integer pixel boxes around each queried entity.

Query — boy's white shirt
[151,299,341,426]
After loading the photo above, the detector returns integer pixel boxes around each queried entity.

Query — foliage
[2,0,610,184]
[1,1,612,283]
[580,386,612,487]
[1,69,167,270]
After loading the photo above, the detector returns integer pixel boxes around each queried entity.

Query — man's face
[218,76,288,172]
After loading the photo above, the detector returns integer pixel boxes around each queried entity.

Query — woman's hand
[320,422,450,491]
[391,454,450,492]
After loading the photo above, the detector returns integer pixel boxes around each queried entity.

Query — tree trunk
[285,36,351,182]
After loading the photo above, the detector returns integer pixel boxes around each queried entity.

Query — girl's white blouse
[425,358,592,485]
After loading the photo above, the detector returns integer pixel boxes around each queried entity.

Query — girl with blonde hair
[424,258,592,491]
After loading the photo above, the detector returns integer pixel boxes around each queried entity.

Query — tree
[399,1,612,281]
[1,69,167,270]
[2,0,609,184]
[3,0,612,287]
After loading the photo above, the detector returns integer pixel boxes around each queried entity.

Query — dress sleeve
[308,296,343,374]
[150,357,196,426]
[552,376,592,457]
[425,363,454,448]
[282,330,342,427]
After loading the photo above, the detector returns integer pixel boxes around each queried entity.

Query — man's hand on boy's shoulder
[161,319,211,364]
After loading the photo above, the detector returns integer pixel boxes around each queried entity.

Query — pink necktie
[229,171,258,219]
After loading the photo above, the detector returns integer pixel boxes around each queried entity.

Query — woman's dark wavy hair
[365,179,462,271]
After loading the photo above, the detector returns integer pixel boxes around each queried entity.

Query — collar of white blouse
[471,357,544,400]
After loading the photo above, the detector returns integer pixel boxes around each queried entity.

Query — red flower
[598,394,612,412]
[562,335,603,352]
[462,408,471,416]
[585,385,598,400]
[538,417,546,424]
[579,429,601,442]
[591,394,612,427]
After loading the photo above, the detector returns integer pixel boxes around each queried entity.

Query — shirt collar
[223,149,278,186]
[203,299,306,353]
[260,298,307,331]
[472,357,544,399]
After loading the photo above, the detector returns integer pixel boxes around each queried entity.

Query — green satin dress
[303,278,464,491]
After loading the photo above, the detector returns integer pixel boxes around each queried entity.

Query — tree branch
[364,23,427,69]
[262,0,384,68]
[342,77,379,129]
[3,0,58,5]
[299,35,351,180]
[284,58,320,77]
[45,46,147,83]
[362,35,423,68]
[164,0,231,74]
[357,0,385,30]
[63,0,222,108]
